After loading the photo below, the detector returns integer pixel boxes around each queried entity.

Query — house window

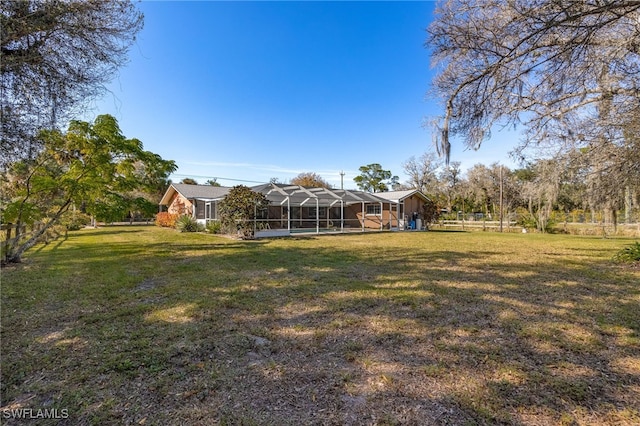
[205,202,218,220]
[366,204,381,215]
[194,200,206,219]
[308,207,326,218]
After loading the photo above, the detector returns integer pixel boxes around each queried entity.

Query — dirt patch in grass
[2,227,639,425]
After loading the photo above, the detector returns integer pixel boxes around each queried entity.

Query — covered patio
[209,183,401,237]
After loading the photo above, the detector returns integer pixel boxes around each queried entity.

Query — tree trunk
[6,201,71,263]
[625,186,632,224]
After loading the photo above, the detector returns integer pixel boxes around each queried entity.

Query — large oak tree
[1,0,143,166]
[427,1,640,185]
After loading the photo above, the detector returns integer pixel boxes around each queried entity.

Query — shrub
[516,210,556,233]
[155,212,179,228]
[175,215,202,232]
[205,221,222,234]
[613,242,640,263]
[421,199,441,230]
[217,185,269,239]
[517,212,538,231]
[60,212,92,231]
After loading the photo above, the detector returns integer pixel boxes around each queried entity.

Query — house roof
[159,184,230,205]
[374,189,430,203]
[159,182,416,208]
[251,183,399,207]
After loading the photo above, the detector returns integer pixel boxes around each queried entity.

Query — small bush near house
[422,199,441,229]
[613,241,640,263]
[205,221,222,234]
[155,212,179,228]
[175,215,202,232]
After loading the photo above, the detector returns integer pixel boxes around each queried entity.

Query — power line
[170,173,267,185]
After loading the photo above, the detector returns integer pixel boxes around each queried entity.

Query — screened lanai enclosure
[200,183,402,237]
[161,182,429,237]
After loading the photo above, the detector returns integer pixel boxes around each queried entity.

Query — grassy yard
[1,227,639,425]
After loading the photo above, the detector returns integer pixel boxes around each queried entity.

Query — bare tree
[1,0,143,166]
[514,158,572,232]
[438,160,462,212]
[402,152,442,194]
[466,164,497,218]
[427,0,640,170]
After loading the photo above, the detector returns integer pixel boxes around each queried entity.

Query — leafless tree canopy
[427,0,640,169]
[1,0,143,165]
[402,152,442,194]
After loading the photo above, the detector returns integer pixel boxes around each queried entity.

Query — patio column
[326,204,330,229]
[393,203,398,229]
[340,200,344,232]
[380,202,383,230]
[361,202,365,232]
[287,197,291,231]
[316,198,319,234]
[392,203,395,229]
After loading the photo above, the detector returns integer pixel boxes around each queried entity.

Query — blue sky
[91,0,519,189]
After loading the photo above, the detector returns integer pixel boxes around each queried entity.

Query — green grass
[2,227,639,425]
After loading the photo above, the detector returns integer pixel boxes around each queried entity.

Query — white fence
[434,220,519,232]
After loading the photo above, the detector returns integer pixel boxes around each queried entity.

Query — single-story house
[159,183,431,236]
[374,189,432,230]
[159,183,230,220]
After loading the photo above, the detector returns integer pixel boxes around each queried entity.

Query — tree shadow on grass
[2,229,639,425]
[75,227,148,237]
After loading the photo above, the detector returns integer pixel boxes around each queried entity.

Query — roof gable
[172,184,230,199]
[160,184,231,205]
[374,190,430,203]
